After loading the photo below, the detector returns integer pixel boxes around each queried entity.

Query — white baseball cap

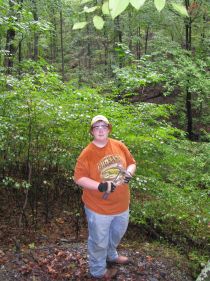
[91,115,110,126]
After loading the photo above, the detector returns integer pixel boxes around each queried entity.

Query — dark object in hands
[124,172,132,183]
[98,182,116,192]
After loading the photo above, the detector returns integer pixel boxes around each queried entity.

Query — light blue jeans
[84,206,129,278]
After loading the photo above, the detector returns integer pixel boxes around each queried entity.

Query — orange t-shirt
[74,138,136,215]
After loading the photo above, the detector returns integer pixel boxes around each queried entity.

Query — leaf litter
[0,240,193,281]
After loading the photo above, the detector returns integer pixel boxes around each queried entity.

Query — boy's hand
[98,182,116,192]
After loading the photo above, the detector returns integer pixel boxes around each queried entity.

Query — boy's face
[91,121,110,141]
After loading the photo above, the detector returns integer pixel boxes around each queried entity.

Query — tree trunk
[103,29,108,74]
[17,0,24,65]
[128,11,132,51]
[200,10,208,53]
[31,0,39,61]
[50,7,57,63]
[186,89,193,140]
[86,13,92,73]
[102,20,112,77]
[136,26,141,59]
[60,10,65,81]
[144,25,149,54]
[116,16,122,43]
[185,0,193,140]
[114,16,123,68]
[4,0,16,73]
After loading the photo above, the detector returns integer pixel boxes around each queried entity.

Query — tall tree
[31,0,39,60]
[184,0,193,139]
[4,0,16,72]
[16,0,24,64]
[60,8,65,81]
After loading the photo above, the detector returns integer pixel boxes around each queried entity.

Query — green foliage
[93,16,104,30]
[73,0,188,29]
[0,0,209,275]
[171,2,189,17]
[111,45,210,135]
[0,1,52,34]
[128,136,209,258]
[130,178,209,243]
[130,0,146,10]
[109,0,130,19]
[0,60,209,265]
[154,0,166,12]
[1,176,31,190]
[72,21,87,30]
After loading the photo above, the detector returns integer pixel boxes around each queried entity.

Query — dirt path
[0,240,193,281]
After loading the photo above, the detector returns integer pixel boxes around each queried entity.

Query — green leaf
[109,0,130,19]
[130,0,146,10]
[81,0,93,4]
[154,0,166,12]
[93,16,104,30]
[28,243,35,249]
[171,2,189,17]
[102,1,110,15]
[83,5,98,13]
[72,21,87,30]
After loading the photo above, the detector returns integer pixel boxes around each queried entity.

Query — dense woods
[0,1,209,280]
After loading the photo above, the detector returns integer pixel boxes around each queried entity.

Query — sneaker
[102,268,118,280]
[109,255,130,265]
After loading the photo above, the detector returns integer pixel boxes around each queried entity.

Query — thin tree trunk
[136,26,141,59]
[144,25,149,54]
[4,0,16,73]
[60,10,65,81]
[103,29,108,73]
[27,41,32,59]
[185,0,193,140]
[116,16,122,43]
[186,89,193,140]
[31,0,39,61]
[128,11,132,51]
[19,101,32,227]
[4,28,16,70]
[103,23,112,77]
[18,39,22,63]
[85,13,92,73]
[17,0,24,65]
[114,16,123,68]
[200,12,207,52]
[50,7,57,63]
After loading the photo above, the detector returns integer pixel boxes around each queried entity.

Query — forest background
[0,0,209,280]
